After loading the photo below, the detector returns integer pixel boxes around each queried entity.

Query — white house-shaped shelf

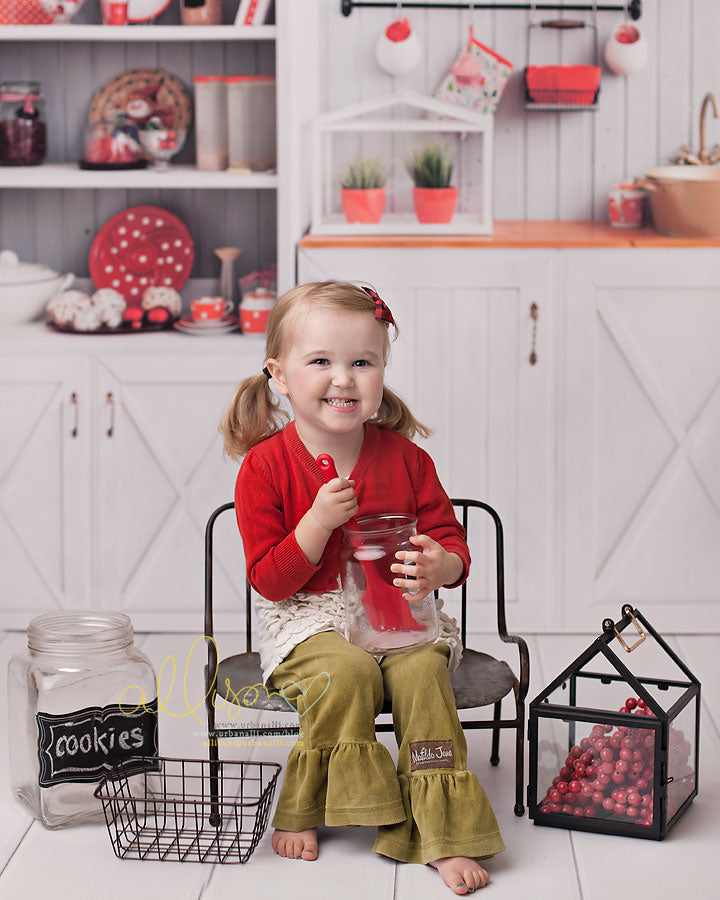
[311,89,494,235]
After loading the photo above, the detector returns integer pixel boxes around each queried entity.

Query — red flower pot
[340,187,386,224]
[412,186,458,224]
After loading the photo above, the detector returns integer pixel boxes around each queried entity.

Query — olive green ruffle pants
[267,630,505,864]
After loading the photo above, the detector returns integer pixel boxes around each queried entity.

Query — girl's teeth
[326,399,355,407]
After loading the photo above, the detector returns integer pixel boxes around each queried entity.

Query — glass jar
[226,75,276,173]
[7,611,158,829]
[193,76,228,171]
[181,0,223,25]
[0,81,46,166]
[340,514,439,654]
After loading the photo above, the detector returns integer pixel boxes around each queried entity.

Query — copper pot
[636,166,720,237]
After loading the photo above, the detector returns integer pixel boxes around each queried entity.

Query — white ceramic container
[0,249,74,325]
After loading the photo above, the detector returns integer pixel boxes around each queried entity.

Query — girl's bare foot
[428,856,490,894]
[271,827,318,860]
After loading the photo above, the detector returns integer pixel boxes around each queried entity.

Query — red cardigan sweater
[234,421,470,603]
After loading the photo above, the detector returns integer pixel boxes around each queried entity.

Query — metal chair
[204,498,529,816]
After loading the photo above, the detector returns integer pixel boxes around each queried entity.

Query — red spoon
[316,454,424,632]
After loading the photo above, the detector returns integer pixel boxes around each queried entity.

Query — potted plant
[339,157,387,224]
[404,143,458,224]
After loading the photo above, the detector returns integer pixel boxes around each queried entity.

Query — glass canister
[193,75,228,171]
[0,81,46,166]
[340,514,439,654]
[226,75,276,173]
[7,610,158,829]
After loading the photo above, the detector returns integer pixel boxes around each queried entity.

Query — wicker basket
[95,756,281,864]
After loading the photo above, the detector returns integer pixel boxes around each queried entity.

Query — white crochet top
[255,580,463,683]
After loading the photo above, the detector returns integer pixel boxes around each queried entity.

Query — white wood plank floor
[0,631,717,900]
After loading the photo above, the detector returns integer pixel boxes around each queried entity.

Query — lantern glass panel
[667,700,696,821]
[536,713,657,829]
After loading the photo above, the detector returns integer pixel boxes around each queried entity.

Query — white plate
[176,315,237,330]
[174,321,241,335]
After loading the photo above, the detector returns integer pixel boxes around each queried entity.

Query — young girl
[221,281,504,895]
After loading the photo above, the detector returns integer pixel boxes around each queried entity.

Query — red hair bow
[362,286,395,326]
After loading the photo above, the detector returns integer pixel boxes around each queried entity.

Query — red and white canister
[239,289,275,333]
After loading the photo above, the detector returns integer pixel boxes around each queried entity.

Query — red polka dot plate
[89,205,194,306]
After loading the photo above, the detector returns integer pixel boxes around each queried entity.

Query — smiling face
[266,305,387,455]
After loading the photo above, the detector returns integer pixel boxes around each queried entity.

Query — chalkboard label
[36,699,158,788]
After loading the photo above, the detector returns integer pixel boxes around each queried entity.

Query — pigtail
[220,374,289,460]
[372,384,432,440]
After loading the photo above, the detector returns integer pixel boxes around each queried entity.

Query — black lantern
[528,605,699,840]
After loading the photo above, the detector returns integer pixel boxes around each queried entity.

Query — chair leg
[205,664,222,827]
[490,700,501,766]
[513,680,525,817]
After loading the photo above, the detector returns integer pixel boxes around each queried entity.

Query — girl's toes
[302,842,318,860]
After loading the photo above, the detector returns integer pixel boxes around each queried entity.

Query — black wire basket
[94,756,282,864]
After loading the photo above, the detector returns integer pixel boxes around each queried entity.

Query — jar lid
[225,75,276,83]
[0,249,59,285]
[28,610,134,655]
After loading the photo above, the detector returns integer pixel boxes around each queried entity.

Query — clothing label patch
[410,740,454,771]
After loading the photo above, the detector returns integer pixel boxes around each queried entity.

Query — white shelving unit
[0,163,278,190]
[0,25,276,41]
[0,1,320,294]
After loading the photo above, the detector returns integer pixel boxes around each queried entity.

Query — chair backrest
[204,498,509,656]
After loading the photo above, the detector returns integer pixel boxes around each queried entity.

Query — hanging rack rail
[341,1,641,19]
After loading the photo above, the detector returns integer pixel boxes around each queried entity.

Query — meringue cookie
[72,303,103,332]
[141,285,181,317]
[46,290,90,326]
[92,288,126,328]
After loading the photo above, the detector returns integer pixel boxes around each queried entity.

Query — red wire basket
[524,18,601,110]
[95,756,281,864]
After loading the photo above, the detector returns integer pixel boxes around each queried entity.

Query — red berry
[584,805,596,817]
[581,750,595,764]
[540,804,552,814]
[569,780,582,794]
[574,763,586,778]
[615,760,629,774]
[562,805,573,815]
[627,791,641,806]
[636,778,649,791]
[602,797,615,811]
[614,803,627,816]
[549,802,562,813]
[625,698,637,710]
[600,748,614,762]
[626,805,640,818]
[573,807,584,817]
[560,766,571,779]
[619,706,628,714]
[557,782,569,795]
[585,765,596,779]
[571,746,583,758]
[637,698,646,709]
[598,773,612,786]
[594,739,607,751]
[146,306,170,324]
[592,791,604,804]
[619,748,632,762]
[549,789,561,803]
[599,762,614,776]
[581,783,594,798]
[611,772,626,785]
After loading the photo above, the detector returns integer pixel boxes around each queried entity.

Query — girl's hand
[310,477,358,532]
[390,534,464,602]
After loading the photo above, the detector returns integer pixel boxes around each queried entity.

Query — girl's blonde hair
[220,280,431,459]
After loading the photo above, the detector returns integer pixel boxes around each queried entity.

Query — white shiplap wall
[320,0,719,221]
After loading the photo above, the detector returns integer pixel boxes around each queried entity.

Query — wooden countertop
[299,221,720,249]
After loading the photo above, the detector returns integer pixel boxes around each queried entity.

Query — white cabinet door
[562,250,720,632]
[93,350,264,630]
[298,247,557,631]
[0,357,91,624]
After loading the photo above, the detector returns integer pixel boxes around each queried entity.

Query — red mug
[608,184,646,228]
[239,291,275,334]
[190,297,233,321]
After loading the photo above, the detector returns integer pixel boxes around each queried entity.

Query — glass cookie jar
[340,514,439,654]
[7,611,158,829]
